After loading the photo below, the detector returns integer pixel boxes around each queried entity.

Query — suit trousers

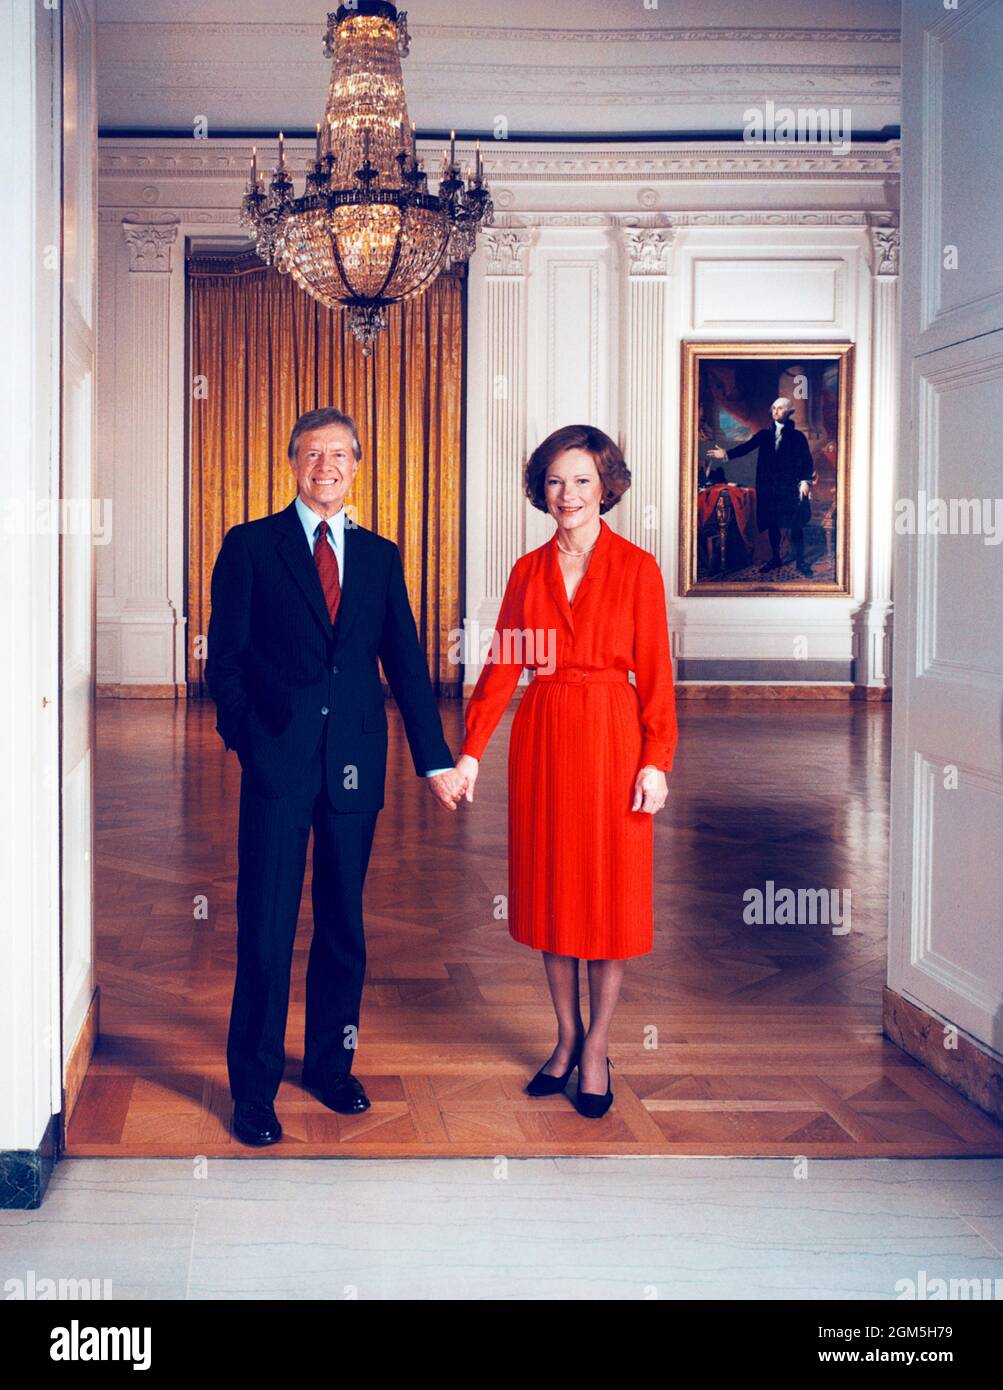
[226,719,379,1103]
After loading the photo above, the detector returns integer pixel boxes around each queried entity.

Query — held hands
[632,765,668,815]
[427,766,467,811]
[432,757,662,814]
[427,754,480,811]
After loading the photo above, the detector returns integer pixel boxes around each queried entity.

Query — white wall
[95,137,899,692]
[61,0,99,1106]
[464,149,899,689]
[0,1,62,1174]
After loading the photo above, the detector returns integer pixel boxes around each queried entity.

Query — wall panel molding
[97,137,899,690]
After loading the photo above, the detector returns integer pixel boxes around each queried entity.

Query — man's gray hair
[771,397,794,415]
[287,408,362,462]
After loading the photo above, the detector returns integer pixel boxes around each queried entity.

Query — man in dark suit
[708,396,815,575]
[206,407,465,1146]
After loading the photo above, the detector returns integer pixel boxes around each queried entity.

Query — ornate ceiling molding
[102,89,898,112]
[98,22,901,47]
[100,60,899,92]
[408,26,901,45]
[97,20,899,136]
[101,208,881,231]
[493,211,872,228]
[99,141,901,184]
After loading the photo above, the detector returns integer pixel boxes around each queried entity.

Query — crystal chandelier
[239,2,493,354]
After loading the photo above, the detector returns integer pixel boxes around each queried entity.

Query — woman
[453,425,678,1118]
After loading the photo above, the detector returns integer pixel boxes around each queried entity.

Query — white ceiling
[95,0,901,137]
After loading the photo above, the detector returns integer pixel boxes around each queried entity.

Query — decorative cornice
[101,208,883,235]
[867,211,900,276]
[98,22,901,46]
[99,63,899,107]
[475,150,903,180]
[122,218,180,272]
[481,229,532,276]
[414,26,900,45]
[492,211,871,229]
[102,208,243,226]
[668,210,872,226]
[99,141,902,184]
[622,227,674,275]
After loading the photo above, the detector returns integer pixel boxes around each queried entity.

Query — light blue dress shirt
[295,495,451,780]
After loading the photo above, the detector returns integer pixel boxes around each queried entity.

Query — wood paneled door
[889,0,1003,1066]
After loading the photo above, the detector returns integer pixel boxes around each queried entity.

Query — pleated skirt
[506,674,654,960]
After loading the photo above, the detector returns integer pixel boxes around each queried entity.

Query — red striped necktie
[313,519,341,627]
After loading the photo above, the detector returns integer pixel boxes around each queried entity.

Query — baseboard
[64,987,100,1128]
[97,684,186,698]
[0,1114,59,1210]
[458,680,890,702]
[677,659,853,683]
[678,683,864,700]
[883,987,1003,1127]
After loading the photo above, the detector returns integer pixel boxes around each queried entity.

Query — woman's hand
[632,765,667,814]
[455,753,479,803]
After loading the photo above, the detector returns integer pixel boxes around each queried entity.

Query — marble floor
[2,1157,1002,1300]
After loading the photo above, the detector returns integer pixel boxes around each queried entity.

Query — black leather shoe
[796,560,812,577]
[525,1040,584,1097]
[759,557,783,573]
[304,1070,370,1114]
[232,1099,282,1146]
[574,1057,614,1119]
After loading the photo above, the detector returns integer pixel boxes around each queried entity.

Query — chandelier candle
[238,1,493,353]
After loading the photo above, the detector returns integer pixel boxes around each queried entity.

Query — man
[206,408,466,1146]
[708,396,815,575]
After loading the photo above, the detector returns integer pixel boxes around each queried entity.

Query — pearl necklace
[556,527,600,558]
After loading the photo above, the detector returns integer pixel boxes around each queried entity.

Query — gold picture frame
[679,341,854,596]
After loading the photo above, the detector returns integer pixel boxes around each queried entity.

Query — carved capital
[123,219,180,273]
[481,228,531,276]
[867,212,900,277]
[622,226,674,276]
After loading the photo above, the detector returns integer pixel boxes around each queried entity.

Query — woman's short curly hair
[523,424,631,515]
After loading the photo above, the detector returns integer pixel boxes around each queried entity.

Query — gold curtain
[187,252,464,699]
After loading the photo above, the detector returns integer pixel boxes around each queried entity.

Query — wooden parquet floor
[66,697,1003,1157]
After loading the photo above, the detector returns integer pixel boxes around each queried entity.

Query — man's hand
[427,767,467,811]
[707,445,727,461]
[631,765,668,815]
[799,480,811,499]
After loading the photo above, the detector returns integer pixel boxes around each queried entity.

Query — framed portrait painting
[679,342,853,595]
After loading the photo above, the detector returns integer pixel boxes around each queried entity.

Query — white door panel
[890,0,1003,1054]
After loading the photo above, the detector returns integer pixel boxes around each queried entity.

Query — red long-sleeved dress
[461,518,678,960]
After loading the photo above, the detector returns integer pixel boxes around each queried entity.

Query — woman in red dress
[453,425,678,1118]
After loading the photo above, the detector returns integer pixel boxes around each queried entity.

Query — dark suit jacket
[726,421,814,531]
[205,499,453,811]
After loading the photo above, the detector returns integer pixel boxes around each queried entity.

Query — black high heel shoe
[525,1040,584,1097]
[574,1056,614,1119]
